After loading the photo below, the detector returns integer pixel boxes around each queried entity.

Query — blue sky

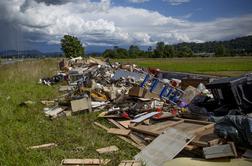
[0,0,252,53]
[114,0,252,21]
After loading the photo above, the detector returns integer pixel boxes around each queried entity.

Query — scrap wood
[96,145,119,154]
[118,120,132,129]
[107,119,145,148]
[107,128,130,136]
[93,122,142,150]
[108,119,124,129]
[190,127,220,147]
[118,160,142,166]
[28,143,57,150]
[203,142,237,159]
[129,133,146,149]
[134,128,195,166]
[61,158,110,165]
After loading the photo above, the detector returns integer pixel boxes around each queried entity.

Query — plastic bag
[214,115,252,146]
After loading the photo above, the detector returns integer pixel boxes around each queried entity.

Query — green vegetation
[0,59,137,166]
[115,57,252,76]
[61,35,85,58]
[103,36,252,58]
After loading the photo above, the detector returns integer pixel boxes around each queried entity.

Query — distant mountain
[173,35,252,54]
[0,50,63,58]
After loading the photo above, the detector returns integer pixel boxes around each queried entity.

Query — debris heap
[37,57,252,166]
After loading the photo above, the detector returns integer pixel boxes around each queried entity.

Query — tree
[154,42,165,58]
[215,44,226,57]
[128,45,141,58]
[176,46,193,57]
[164,45,175,58]
[61,35,84,58]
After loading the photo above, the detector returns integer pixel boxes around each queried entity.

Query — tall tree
[164,45,175,58]
[154,42,165,58]
[61,35,84,58]
[215,44,226,57]
[128,45,141,58]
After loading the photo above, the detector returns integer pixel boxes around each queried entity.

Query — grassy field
[116,56,252,76]
[0,59,138,166]
[0,57,252,165]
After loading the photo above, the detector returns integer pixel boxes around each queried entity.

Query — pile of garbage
[37,57,252,166]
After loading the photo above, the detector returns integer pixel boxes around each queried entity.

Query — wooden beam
[96,145,119,154]
[108,128,131,136]
[93,122,142,150]
[61,159,110,165]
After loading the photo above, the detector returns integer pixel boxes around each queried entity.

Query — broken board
[203,142,237,159]
[107,128,130,136]
[61,158,110,165]
[118,160,142,166]
[134,128,195,166]
[129,118,214,137]
[96,145,119,154]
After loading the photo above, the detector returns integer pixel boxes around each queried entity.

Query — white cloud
[0,0,252,49]
[129,0,150,3]
[164,0,191,6]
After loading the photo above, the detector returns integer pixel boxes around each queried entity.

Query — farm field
[115,57,252,76]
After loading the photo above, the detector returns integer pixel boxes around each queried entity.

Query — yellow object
[91,91,108,101]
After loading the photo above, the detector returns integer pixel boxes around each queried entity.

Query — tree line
[102,36,252,58]
[59,35,252,58]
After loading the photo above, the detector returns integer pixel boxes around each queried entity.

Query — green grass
[0,59,138,166]
[115,57,252,76]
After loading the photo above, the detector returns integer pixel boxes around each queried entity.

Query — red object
[171,108,177,116]
[120,112,129,119]
[154,107,163,119]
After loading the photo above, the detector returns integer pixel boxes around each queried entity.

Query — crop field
[0,56,251,165]
[116,57,252,76]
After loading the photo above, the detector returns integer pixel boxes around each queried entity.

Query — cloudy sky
[0,0,252,53]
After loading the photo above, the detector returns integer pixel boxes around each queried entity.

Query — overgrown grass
[115,57,252,76]
[0,59,138,166]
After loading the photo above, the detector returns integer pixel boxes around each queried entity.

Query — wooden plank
[183,119,213,125]
[28,143,57,150]
[93,122,142,150]
[129,133,146,148]
[119,160,142,166]
[94,122,109,131]
[131,112,159,123]
[96,145,119,154]
[134,128,195,166]
[129,124,160,136]
[108,128,130,136]
[203,143,237,159]
[61,158,110,165]
[189,123,215,134]
[118,120,131,129]
[108,119,124,129]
